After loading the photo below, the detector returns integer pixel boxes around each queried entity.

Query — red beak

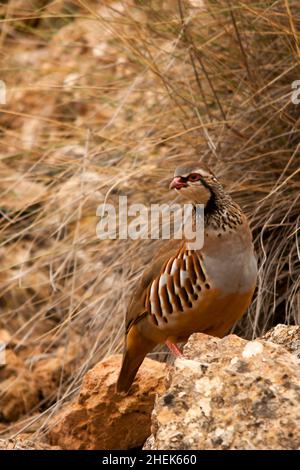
[169,176,188,190]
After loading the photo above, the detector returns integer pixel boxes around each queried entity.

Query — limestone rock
[262,324,300,358]
[0,436,61,450]
[49,354,166,450]
[0,329,11,345]
[144,333,300,450]
[0,350,39,422]
[33,343,79,402]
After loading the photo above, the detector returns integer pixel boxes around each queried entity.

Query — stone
[0,350,39,422]
[49,354,166,450]
[262,324,300,358]
[33,343,79,403]
[144,333,300,450]
[0,329,11,345]
[0,435,61,450]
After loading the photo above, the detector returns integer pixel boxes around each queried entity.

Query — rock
[0,161,46,211]
[0,436,61,450]
[33,343,79,403]
[262,324,300,358]
[144,333,300,450]
[0,330,10,367]
[49,354,166,450]
[0,350,39,422]
[0,329,11,345]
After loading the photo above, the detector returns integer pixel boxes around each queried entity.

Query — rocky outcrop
[144,331,300,450]
[2,323,295,450]
[48,354,166,450]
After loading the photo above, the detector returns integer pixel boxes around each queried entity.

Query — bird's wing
[125,239,184,332]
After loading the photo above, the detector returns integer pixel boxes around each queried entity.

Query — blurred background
[0,0,299,439]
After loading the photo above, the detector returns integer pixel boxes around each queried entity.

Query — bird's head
[169,161,218,205]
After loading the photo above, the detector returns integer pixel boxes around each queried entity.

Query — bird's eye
[188,173,201,182]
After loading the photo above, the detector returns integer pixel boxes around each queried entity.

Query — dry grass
[0,0,299,438]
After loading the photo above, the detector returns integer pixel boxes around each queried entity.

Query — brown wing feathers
[141,245,209,326]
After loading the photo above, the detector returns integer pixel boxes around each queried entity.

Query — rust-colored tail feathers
[116,325,155,394]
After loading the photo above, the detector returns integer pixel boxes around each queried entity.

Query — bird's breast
[201,231,258,296]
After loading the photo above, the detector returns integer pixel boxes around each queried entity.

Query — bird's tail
[116,325,155,394]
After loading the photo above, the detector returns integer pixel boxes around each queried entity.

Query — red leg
[165,340,183,357]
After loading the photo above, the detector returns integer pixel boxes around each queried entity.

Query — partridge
[116,161,257,393]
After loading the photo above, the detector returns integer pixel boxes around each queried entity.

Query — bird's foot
[165,340,183,357]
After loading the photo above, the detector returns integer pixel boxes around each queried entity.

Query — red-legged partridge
[117,162,257,393]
